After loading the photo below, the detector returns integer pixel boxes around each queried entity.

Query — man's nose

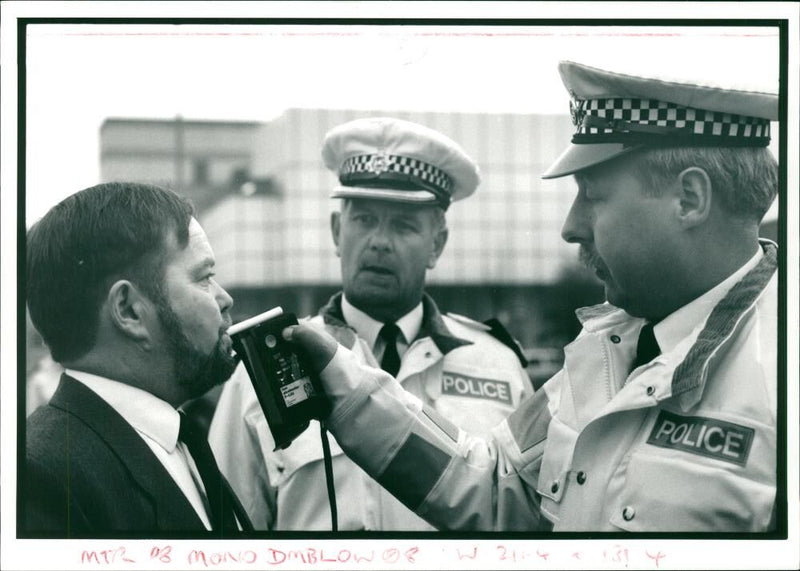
[215,282,234,314]
[368,222,393,251]
[561,196,591,244]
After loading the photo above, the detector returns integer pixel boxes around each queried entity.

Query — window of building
[193,158,209,185]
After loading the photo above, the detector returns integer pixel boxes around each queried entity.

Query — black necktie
[178,411,238,531]
[379,323,402,377]
[632,322,660,371]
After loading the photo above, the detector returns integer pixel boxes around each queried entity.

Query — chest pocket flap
[536,416,578,513]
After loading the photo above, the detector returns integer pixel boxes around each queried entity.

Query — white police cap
[322,117,480,210]
[542,61,779,179]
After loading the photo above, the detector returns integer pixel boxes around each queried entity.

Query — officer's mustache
[578,246,605,273]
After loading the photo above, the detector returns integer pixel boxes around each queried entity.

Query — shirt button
[551,481,559,494]
[646,386,655,396]
[425,352,432,358]
[622,506,635,521]
[576,471,587,485]
[610,335,621,344]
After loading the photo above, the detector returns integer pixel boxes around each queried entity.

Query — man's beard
[156,301,239,400]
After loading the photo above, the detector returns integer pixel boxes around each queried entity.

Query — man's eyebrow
[348,204,373,215]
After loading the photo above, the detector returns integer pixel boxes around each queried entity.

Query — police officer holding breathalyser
[209,117,533,531]
[282,61,779,532]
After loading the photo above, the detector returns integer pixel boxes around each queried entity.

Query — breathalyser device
[228,307,330,450]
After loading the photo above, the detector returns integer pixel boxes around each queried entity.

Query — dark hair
[632,146,779,222]
[26,182,194,363]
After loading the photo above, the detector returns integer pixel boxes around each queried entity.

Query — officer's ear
[427,224,448,270]
[330,211,342,257]
[676,167,713,229]
[106,279,154,347]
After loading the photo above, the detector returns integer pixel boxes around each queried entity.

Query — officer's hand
[282,322,338,373]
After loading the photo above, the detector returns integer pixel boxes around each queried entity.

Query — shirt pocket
[609,448,775,532]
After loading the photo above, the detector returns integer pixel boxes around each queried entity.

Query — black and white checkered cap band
[339,153,453,204]
[571,97,771,146]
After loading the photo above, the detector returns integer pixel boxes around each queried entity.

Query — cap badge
[569,93,587,130]
[365,150,394,175]
[337,152,456,210]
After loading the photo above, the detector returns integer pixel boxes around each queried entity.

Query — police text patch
[442,372,512,405]
[647,410,754,466]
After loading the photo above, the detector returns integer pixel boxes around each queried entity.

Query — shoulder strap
[483,318,528,368]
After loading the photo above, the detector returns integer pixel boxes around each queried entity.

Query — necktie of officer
[178,411,238,531]
[631,322,660,371]
[379,323,402,377]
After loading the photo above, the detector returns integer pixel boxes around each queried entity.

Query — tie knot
[178,412,213,459]
[633,322,661,371]
[379,323,402,343]
[178,411,199,444]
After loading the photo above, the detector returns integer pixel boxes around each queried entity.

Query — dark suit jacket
[23,374,251,537]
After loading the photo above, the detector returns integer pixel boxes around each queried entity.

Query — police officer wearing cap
[208,117,533,530]
[283,62,779,532]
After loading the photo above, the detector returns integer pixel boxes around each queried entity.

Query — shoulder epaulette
[483,318,528,368]
[445,312,492,331]
[446,311,491,331]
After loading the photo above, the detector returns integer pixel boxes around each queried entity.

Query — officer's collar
[318,293,359,349]
[418,293,473,355]
[320,292,471,356]
[574,241,778,406]
[671,240,777,407]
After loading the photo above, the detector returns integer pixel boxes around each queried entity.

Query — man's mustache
[578,246,603,272]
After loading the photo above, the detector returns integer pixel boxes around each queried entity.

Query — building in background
[98,110,604,385]
[100,117,261,213]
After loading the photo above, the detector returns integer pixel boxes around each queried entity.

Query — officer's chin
[607,290,651,318]
[349,284,398,304]
[603,283,625,309]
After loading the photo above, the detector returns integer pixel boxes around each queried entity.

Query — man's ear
[427,226,449,269]
[676,167,713,228]
[107,280,153,346]
[330,211,342,257]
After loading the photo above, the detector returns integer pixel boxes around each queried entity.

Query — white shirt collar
[341,294,424,351]
[653,247,764,355]
[64,369,181,453]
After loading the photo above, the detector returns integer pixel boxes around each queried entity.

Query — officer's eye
[352,213,376,225]
[394,219,418,233]
[580,185,600,202]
